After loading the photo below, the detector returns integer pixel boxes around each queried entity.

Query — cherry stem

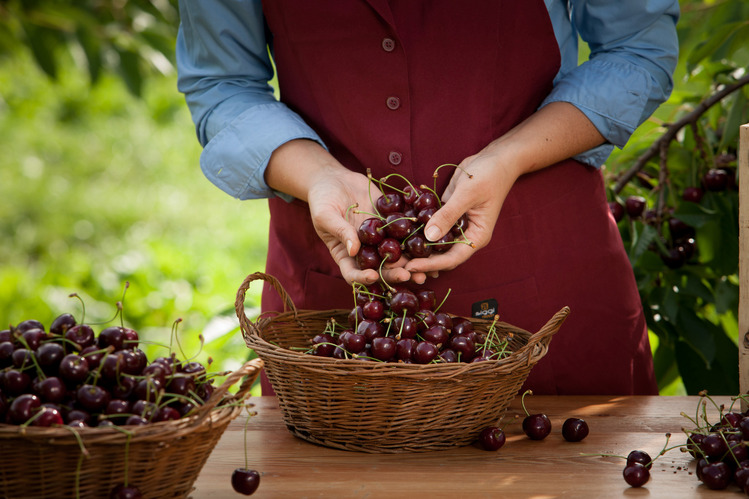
[520,389,533,417]
[344,202,358,225]
[379,172,418,193]
[434,288,451,314]
[366,169,380,217]
[431,163,473,193]
[69,292,87,325]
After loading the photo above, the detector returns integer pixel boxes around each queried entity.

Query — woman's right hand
[265,139,419,286]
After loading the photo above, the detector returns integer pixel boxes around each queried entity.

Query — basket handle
[193,357,264,423]
[521,306,570,353]
[235,272,299,337]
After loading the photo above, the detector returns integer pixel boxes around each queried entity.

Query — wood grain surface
[190,395,742,498]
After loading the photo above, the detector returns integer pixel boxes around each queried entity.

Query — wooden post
[740,123,749,399]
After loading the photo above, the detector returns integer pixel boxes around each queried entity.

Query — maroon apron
[258,0,657,395]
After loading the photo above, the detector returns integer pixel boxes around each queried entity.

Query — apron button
[386,96,400,110]
[388,151,402,165]
[382,38,396,52]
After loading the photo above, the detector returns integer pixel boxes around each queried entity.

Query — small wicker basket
[236,272,569,453]
[0,357,263,499]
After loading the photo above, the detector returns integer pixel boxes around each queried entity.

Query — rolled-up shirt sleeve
[176,0,325,200]
[542,0,680,167]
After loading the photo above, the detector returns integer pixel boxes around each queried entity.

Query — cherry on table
[478,426,506,451]
[623,462,650,487]
[700,461,731,490]
[561,417,589,442]
[520,390,551,440]
[231,468,260,495]
[626,449,652,469]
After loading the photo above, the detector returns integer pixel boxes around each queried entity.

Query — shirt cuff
[200,102,326,201]
[541,58,652,150]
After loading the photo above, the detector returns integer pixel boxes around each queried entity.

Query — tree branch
[613,74,749,194]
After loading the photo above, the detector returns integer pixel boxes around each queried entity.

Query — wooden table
[192,395,740,498]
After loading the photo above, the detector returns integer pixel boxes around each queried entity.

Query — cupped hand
[404,151,522,275]
[306,168,425,286]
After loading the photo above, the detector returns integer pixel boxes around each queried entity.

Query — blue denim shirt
[176,0,679,200]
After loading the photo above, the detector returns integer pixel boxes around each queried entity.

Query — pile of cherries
[0,310,218,498]
[355,172,472,272]
[308,283,512,364]
[602,392,749,492]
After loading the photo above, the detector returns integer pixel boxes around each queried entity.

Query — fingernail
[346,240,353,256]
[425,226,440,242]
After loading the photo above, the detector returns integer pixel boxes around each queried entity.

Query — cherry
[58,353,90,385]
[413,341,438,364]
[33,406,64,427]
[700,461,731,490]
[110,484,143,499]
[625,196,646,218]
[16,319,45,334]
[0,341,13,368]
[98,326,127,351]
[375,192,404,216]
[3,369,31,396]
[682,186,704,203]
[377,238,402,263]
[36,376,66,404]
[700,433,728,459]
[133,377,164,402]
[121,327,139,349]
[231,469,260,495]
[384,213,414,239]
[76,384,111,412]
[404,233,433,258]
[356,245,381,270]
[434,312,453,331]
[154,406,181,422]
[417,207,436,225]
[561,417,589,442]
[356,319,385,342]
[478,426,506,451]
[703,168,728,192]
[358,217,385,246]
[392,316,418,339]
[438,348,458,363]
[362,300,386,321]
[413,191,438,212]
[167,374,196,397]
[50,313,77,335]
[451,214,469,237]
[395,338,417,362]
[422,325,449,348]
[341,332,366,354]
[449,335,476,362]
[660,246,686,269]
[36,342,66,374]
[8,393,41,424]
[370,336,396,361]
[311,333,336,357]
[452,318,474,336]
[80,345,106,369]
[389,289,419,316]
[21,328,46,350]
[608,201,625,222]
[626,449,652,469]
[403,185,421,205]
[520,390,551,440]
[65,324,96,350]
[11,348,35,370]
[432,232,455,252]
[623,463,650,487]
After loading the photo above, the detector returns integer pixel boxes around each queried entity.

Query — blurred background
[0,0,747,395]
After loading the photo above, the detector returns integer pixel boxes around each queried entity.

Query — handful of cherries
[307,283,513,365]
[354,169,473,273]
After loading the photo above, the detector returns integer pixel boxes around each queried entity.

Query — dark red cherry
[377,238,402,263]
[623,463,650,487]
[356,245,381,270]
[561,417,589,442]
[522,413,551,440]
[413,341,438,364]
[231,468,260,495]
[358,217,385,245]
[682,186,704,203]
[478,426,506,451]
[625,196,646,218]
[375,192,404,216]
[370,336,396,362]
[608,201,624,222]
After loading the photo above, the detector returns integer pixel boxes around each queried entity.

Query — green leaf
[675,338,738,395]
[117,48,143,97]
[75,25,102,85]
[629,224,658,264]
[715,278,739,315]
[718,86,748,153]
[20,22,60,79]
[675,308,716,365]
[673,202,718,228]
[687,22,747,72]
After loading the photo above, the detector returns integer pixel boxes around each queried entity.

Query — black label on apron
[471,299,498,319]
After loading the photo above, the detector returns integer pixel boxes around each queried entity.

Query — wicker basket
[0,357,263,499]
[236,272,569,453]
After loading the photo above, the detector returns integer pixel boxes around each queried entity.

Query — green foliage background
[0,0,747,395]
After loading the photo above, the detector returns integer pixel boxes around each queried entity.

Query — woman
[176,0,679,395]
